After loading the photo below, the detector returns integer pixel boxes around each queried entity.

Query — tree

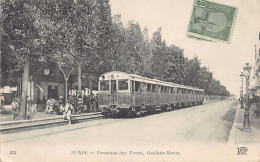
[165,45,185,84]
[1,0,47,119]
[32,0,113,97]
[122,21,144,74]
[183,56,202,87]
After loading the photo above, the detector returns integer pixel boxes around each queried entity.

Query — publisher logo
[237,147,248,155]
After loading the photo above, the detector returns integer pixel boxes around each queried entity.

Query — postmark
[187,0,237,42]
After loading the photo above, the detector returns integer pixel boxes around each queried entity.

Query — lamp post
[242,63,252,132]
[240,72,245,108]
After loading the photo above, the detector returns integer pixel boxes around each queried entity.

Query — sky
[109,0,260,96]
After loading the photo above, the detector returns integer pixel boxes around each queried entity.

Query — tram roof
[100,71,204,92]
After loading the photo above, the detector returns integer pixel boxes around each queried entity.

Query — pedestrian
[253,96,259,118]
[69,95,75,114]
[83,94,88,113]
[11,98,19,119]
[77,98,83,114]
[0,94,6,113]
[77,94,82,113]
[90,94,96,112]
[63,101,73,125]
[86,94,90,112]
[46,98,53,114]
[95,94,99,112]
[58,96,64,115]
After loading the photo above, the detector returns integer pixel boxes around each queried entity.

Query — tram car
[98,71,204,117]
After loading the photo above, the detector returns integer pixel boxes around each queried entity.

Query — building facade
[29,64,65,112]
[250,32,260,97]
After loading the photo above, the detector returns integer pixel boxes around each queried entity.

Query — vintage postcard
[0,0,259,162]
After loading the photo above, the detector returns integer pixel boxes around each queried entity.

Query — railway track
[0,112,104,134]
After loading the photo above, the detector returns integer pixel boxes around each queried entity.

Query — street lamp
[242,63,252,132]
[240,72,245,108]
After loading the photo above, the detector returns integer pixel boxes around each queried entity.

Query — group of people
[53,93,99,125]
[45,98,56,114]
[82,94,99,113]
[239,95,260,118]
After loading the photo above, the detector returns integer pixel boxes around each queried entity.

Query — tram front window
[100,81,109,91]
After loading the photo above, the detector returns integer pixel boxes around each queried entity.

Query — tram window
[161,86,165,93]
[165,87,168,93]
[147,83,151,92]
[135,81,140,92]
[157,85,161,93]
[100,81,109,91]
[152,84,156,93]
[140,82,146,92]
[118,80,128,90]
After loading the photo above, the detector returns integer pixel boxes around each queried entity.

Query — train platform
[0,105,61,122]
[0,105,103,134]
[228,104,260,144]
[0,105,96,122]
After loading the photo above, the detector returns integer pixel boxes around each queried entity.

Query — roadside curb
[227,105,239,144]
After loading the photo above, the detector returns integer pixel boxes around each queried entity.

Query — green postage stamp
[187,0,237,42]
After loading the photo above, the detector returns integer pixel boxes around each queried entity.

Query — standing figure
[58,96,64,115]
[253,96,259,118]
[77,98,83,114]
[46,98,53,114]
[11,98,19,119]
[83,94,88,113]
[69,95,75,114]
[0,94,5,113]
[86,95,90,112]
[90,94,96,112]
[95,94,99,112]
[63,101,73,125]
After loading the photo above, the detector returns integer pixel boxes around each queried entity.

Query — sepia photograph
[0,0,259,161]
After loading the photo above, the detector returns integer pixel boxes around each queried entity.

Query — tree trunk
[65,78,68,102]
[58,64,74,103]
[90,77,93,95]
[19,57,30,119]
[78,63,82,96]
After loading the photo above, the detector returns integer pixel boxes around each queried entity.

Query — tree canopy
[1,0,230,97]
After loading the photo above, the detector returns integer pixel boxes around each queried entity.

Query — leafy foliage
[1,0,230,97]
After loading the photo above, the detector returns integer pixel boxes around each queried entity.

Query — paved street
[1,101,249,162]
[1,101,236,144]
